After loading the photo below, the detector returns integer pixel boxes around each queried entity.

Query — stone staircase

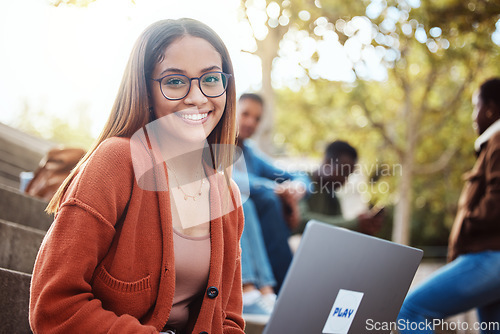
[1,268,33,334]
[0,184,52,334]
[0,123,53,334]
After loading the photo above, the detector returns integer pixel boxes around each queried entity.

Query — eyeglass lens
[160,72,228,100]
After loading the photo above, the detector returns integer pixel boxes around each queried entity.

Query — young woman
[30,19,245,334]
[397,78,500,333]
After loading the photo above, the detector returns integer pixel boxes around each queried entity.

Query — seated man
[297,140,383,235]
[234,93,309,293]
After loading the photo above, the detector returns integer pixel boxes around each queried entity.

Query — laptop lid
[263,220,423,334]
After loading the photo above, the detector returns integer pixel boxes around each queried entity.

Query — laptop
[262,220,423,334]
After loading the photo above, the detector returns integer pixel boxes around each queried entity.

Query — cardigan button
[199,332,208,334]
[206,286,219,299]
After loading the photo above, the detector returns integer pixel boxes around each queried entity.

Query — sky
[0,0,263,136]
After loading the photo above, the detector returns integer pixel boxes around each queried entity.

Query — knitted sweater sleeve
[29,138,158,334]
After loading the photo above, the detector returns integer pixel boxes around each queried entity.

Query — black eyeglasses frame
[149,71,232,101]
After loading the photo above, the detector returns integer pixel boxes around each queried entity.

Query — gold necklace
[167,164,205,201]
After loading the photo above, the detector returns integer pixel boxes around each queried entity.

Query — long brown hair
[47,18,237,213]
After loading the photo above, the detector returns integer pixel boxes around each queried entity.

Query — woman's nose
[184,79,208,106]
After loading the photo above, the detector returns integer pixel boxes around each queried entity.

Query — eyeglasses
[150,71,231,101]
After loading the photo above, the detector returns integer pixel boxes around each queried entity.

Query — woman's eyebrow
[201,65,222,72]
[159,65,223,77]
[159,67,186,76]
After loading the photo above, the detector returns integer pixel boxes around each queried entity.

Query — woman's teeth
[181,113,208,121]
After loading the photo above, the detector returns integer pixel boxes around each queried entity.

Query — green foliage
[258,0,500,246]
[12,101,95,150]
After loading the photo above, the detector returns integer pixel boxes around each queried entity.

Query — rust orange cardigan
[29,137,245,334]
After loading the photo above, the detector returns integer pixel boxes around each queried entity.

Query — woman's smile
[176,110,211,124]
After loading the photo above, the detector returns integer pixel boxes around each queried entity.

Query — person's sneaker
[260,293,276,313]
[242,295,272,324]
[259,293,277,312]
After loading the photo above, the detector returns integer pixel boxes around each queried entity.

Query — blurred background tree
[13,100,95,150]
[240,0,500,247]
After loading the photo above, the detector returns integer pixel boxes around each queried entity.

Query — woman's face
[150,35,226,144]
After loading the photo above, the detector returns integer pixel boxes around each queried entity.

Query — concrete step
[244,320,266,334]
[0,184,53,231]
[0,219,45,274]
[0,267,32,334]
[0,122,53,190]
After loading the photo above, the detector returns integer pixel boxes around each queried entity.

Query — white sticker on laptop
[322,289,364,334]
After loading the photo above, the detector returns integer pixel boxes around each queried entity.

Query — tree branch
[416,56,439,123]
[417,53,484,138]
[415,146,458,175]
[357,98,405,160]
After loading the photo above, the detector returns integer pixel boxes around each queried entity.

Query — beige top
[165,228,211,332]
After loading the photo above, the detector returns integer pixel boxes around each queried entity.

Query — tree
[239,0,367,151]
[241,0,500,245]
[359,0,500,245]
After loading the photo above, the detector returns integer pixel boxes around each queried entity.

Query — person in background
[30,18,245,334]
[235,93,309,294]
[297,140,383,235]
[237,197,278,320]
[397,78,500,334]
